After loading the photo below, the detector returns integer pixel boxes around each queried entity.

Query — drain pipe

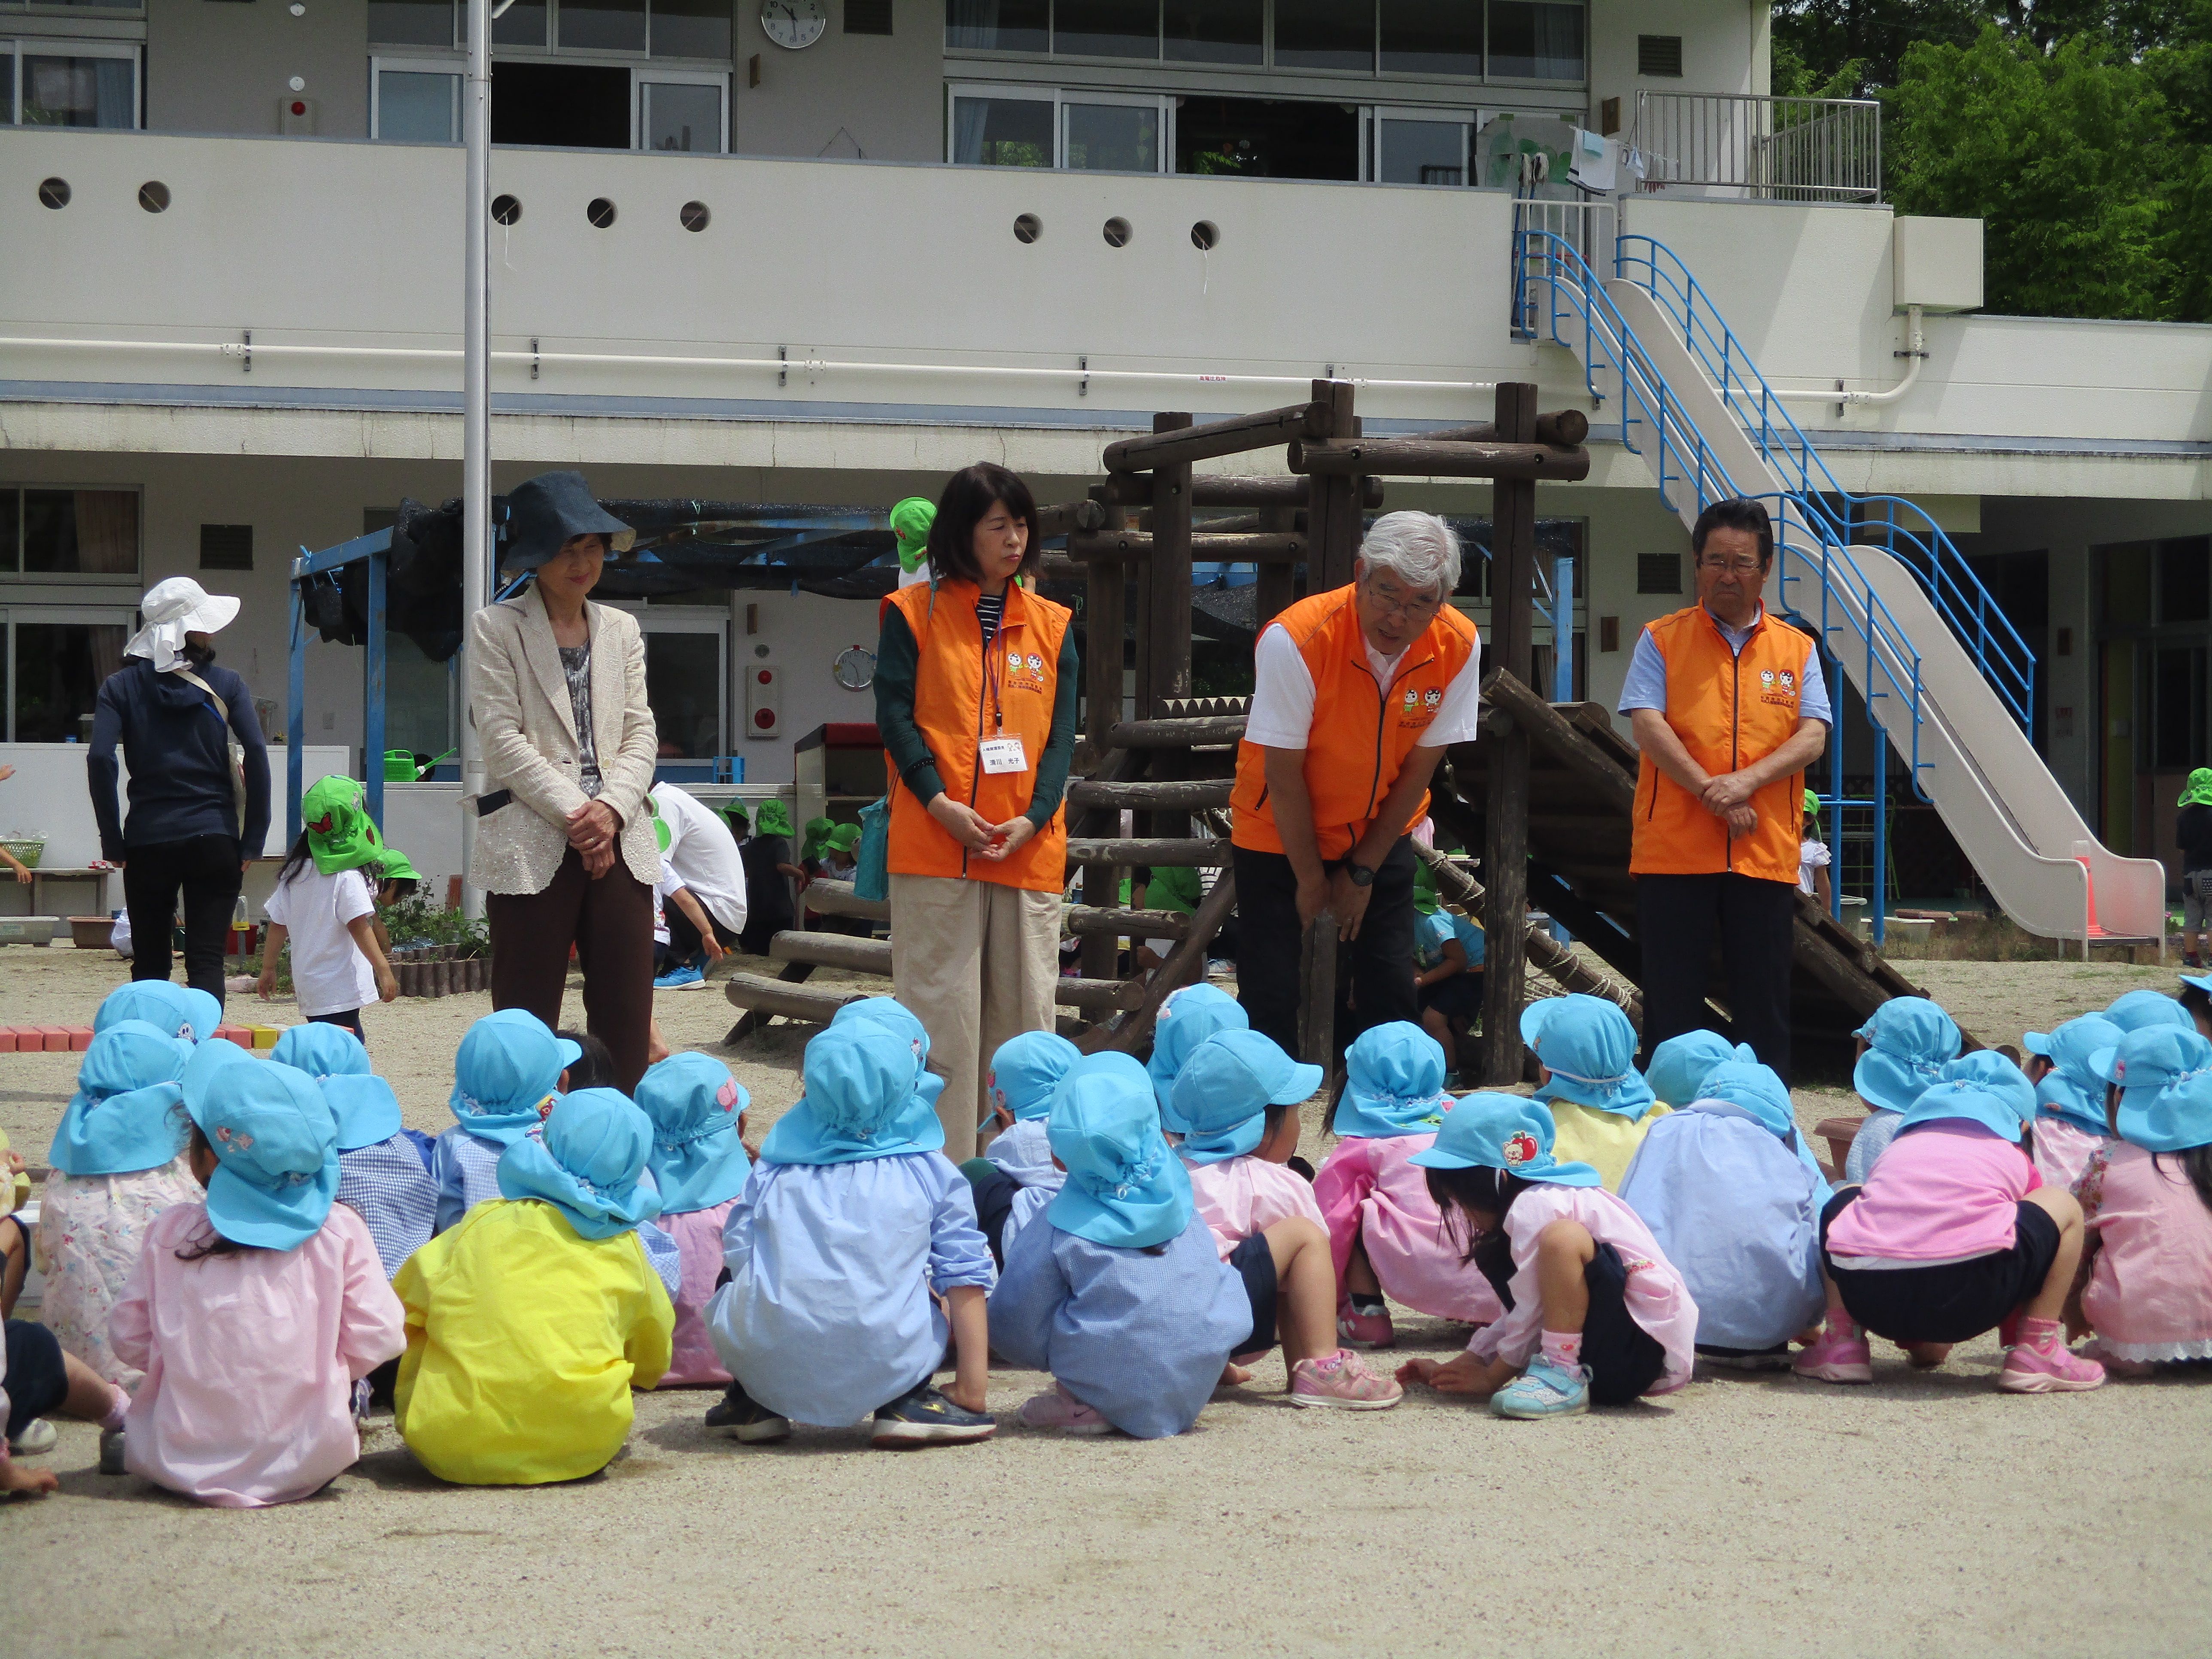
[1772,304,1926,407]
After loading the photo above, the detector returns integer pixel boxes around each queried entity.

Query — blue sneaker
[653,963,705,990]
[1491,1358,1592,1419]
[869,1382,996,1448]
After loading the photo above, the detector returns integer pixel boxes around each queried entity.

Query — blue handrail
[1612,234,2036,732]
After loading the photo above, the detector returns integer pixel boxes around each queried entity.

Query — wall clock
[761,0,827,49]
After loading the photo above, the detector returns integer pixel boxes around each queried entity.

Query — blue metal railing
[1613,233,2036,732]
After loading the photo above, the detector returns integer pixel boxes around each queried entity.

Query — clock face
[760,0,827,48]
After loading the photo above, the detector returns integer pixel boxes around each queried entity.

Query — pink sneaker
[1018,1384,1112,1435]
[1337,1301,1396,1350]
[1792,1325,1873,1384]
[1289,1349,1403,1410]
[1999,1339,2106,1394]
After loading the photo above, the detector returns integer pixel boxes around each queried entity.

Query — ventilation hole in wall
[491,193,522,225]
[844,0,892,32]
[1638,33,1683,76]
[586,197,617,229]
[680,200,711,232]
[38,177,70,210]
[1013,212,1042,244]
[138,181,171,214]
[1190,219,1219,251]
[1102,216,1132,248]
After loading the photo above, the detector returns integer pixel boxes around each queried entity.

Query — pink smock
[2079,1141,2212,1364]
[1313,1134,1501,1324]
[655,1198,738,1386]
[1185,1155,1326,1260]
[2033,1117,2109,1193]
[1826,1122,2041,1263]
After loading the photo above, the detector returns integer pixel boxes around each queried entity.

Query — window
[845,0,893,32]
[950,90,1053,164]
[946,0,1050,51]
[1381,0,1478,76]
[1273,0,1371,70]
[1371,110,1469,184]
[641,75,722,150]
[1490,0,1583,79]
[561,0,646,53]
[1054,0,1157,56]
[2,42,138,128]
[372,62,461,140]
[368,0,457,46]
[381,0,731,55]
[1063,95,1159,170]
[0,488,140,580]
[199,525,253,573]
[1636,552,1681,594]
[1637,33,1682,76]
[0,610,133,744]
[1178,94,1356,179]
[1164,0,1259,64]
[652,0,732,56]
[2157,535,2211,625]
[375,55,728,148]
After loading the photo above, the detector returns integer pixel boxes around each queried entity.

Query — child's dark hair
[275,827,315,890]
[1424,1165,1527,1264]
[557,1029,617,1091]
[1265,1100,1297,1143]
[2154,1147,2212,1215]
[174,1122,264,1261]
[2180,980,2212,1031]
[378,875,420,901]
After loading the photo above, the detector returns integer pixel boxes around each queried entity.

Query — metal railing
[1630,90,1881,203]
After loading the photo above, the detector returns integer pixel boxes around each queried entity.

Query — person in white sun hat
[88,577,270,1009]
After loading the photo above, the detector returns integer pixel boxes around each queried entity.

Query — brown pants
[488,848,655,1093]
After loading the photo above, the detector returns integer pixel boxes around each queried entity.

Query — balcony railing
[1630,91,1881,204]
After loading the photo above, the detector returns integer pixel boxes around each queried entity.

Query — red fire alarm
[747,663,780,738]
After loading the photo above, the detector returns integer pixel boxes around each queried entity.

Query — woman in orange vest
[1619,498,1832,1080]
[875,463,1078,1158]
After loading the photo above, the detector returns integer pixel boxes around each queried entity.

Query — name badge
[979,735,1029,775]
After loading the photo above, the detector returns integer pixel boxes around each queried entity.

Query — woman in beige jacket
[467,471,660,1089]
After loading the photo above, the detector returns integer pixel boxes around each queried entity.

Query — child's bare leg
[1420,1009,1455,1073]
[0,1217,26,1319]
[1264,1216,1339,1367]
[2020,1186,2086,1323]
[58,1350,127,1425]
[1532,1219,1595,1331]
[1345,1233,1382,1300]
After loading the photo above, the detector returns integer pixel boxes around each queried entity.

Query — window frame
[637,64,728,153]
[947,83,1174,170]
[1364,102,1477,185]
[2,34,140,128]
[371,52,729,149]
[945,80,1060,167]
[0,483,144,586]
[369,54,463,142]
[0,602,140,744]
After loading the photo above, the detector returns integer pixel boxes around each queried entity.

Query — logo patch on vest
[1401,687,1420,712]
[1424,687,1442,708]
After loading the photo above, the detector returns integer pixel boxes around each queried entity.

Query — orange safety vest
[1629,603,1813,884]
[884,578,1071,892]
[1230,585,1480,863]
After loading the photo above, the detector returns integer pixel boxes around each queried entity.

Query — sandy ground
[5,943,2211,1657]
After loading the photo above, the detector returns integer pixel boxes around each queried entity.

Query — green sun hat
[1804,787,1821,820]
[1413,859,1439,916]
[370,846,421,884]
[2182,768,2212,808]
[826,823,862,853]
[890,497,936,576]
[300,775,385,875]
[752,799,793,839]
[803,815,837,860]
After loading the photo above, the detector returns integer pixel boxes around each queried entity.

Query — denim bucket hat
[272,1022,401,1152]
[1171,1030,1323,1166]
[181,1044,340,1250]
[95,981,222,1046]
[1148,983,1249,1130]
[49,1020,191,1178]
[1853,996,1962,1115]
[1522,994,1657,1120]
[2023,1014,2125,1137]
[760,1021,946,1167]
[495,1088,663,1241]
[633,1051,752,1215]
[1046,1053,1195,1250]
[985,1029,1082,1129]
[2105,988,2194,1034]
[450,1009,582,1146]
[1409,1093,1600,1187]
[1896,1050,2039,1144]
[1334,1021,1452,1141]
[501,471,635,572]
[1645,1030,1745,1109]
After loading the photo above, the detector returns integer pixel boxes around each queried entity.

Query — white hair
[1356,511,1462,598]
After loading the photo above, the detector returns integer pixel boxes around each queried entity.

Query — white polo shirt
[652,782,749,934]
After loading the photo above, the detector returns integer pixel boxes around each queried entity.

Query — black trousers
[123,833,242,1006]
[1637,871,1796,1082]
[488,848,655,1094]
[666,901,744,964]
[1233,837,1419,1063]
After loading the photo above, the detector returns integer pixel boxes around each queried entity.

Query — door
[637,615,725,768]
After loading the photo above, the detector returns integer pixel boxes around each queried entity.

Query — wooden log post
[1147,412,1195,717]
[1081,494,1130,984]
[1255,501,1299,630]
[1481,381,1540,1088]
[1305,380,1362,591]
[1298,921,1339,1085]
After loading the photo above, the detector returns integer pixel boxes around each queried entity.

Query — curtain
[72,492,139,575]
[948,0,1002,49]
[24,56,134,130]
[952,96,991,165]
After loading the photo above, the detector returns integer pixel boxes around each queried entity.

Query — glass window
[1487,0,1583,79]
[950,93,1052,164]
[1274,0,1370,70]
[1175,94,1358,179]
[368,0,456,46]
[14,490,139,577]
[1376,115,1465,184]
[642,79,720,150]
[945,0,1048,50]
[11,621,128,744]
[21,53,135,128]
[1381,0,1479,75]
[1063,99,1158,170]
[1164,0,1260,64]
[0,51,13,125]
[2158,535,2211,624]
[562,0,647,52]
[469,0,547,47]
[643,631,723,758]
[652,0,733,57]
[377,69,460,141]
[1054,0,1156,57]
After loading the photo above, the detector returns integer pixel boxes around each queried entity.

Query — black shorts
[960,1160,1021,1270]
[1228,1233,1278,1357]
[310,1008,365,1040]
[4,1318,67,1440]
[1418,972,1483,1024]
[1580,1244,1671,1405]
[1820,1188,2062,1345]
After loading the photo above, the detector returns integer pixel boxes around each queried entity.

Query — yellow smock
[1549,1101,1673,1193]
[393,1197,673,1486]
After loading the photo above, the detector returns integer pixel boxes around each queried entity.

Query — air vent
[199,524,254,572]
[845,0,892,33]
[1638,34,1683,76]
[1637,552,1682,594]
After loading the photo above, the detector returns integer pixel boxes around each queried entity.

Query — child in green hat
[1799,787,1832,912]
[258,775,399,1044]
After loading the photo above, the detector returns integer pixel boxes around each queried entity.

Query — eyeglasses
[1697,557,1766,577]
[1361,577,1446,624]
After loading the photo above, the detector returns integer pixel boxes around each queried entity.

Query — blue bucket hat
[984,1030,1082,1130]
[1170,1030,1323,1166]
[632,1052,752,1215]
[1334,1021,1452,1141]
[95,981,222,1045]
[271,1022,401,1152]
[1645,1030,1744,1109]
[1409,1092,1600,1187]
[2105,988,2194,1034]
[1149,983,1249,1132]
[1522,994,1657,1120]
[180,1042,340,1250]
[1853,996,1961,1115]
[1896,1050,2038,1144]
[450,1009,582,1146]
[1045,1053,1194,1250]
[495,1087,663,1241]
[48,1019,191,1178]
[830,997,947,1115]
[2109,1044,2212,1153]
[1696,1057,1829,1192]
[2182,971,2212,1003]
[2090,1026,2212,1132]
[761,1021,947,1167]
[2022,1014,2124,1137]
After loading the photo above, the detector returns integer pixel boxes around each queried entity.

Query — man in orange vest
[1230,513,1483,1060]
[1621,498,1832,1079]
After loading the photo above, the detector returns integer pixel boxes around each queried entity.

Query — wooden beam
[1053,975,1148,1012]
[769,931,893,974]
[1094,865,1239,1056]
[1305,380,1362,592]
[802,879,890,922]
[1107,714,1248,748]
[1148,412,1194,717]
[1480,672,1638,813]
[722,971,870,1024]
[722,959,814,1044]
[1097,474,1385,509]
[1102,401,1322,472]
[1410,839,1641,1022]
[1063,531,1306,564]
[1480,380,1540,1088]
[1417,410,1591,448]
[1066,837,1234,867]
[1298,918,1339,1084]
[1255,501,1299,632]
[1290,437,1591,483]
[1064,905,1193,940]
[1067,777,1234,810]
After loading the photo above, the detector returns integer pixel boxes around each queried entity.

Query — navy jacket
[88,657,272,860]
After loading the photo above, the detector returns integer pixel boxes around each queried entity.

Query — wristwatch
[1347,863,1376,888]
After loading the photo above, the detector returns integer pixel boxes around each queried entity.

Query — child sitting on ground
[633,1052,751,1388]
[966,1030,1081,1267]
[109,1041,407,1504]
[556,1028,618,1091]
[395,1088,673,1484]
[1521,994,1668,1191]
[988,1052,1252,1437]
[1842,996,1961,1184]
[2021,1014,2124,1191]
[94,981,221,1046]
[1148,982,1249,1136]
[1796,1050,2103,1392]
[1799,790,1833,911]
[1621,1054,1829,1369]
[432,1009,580,1231]
[2104,987,2194,1034]
[2072,1026,2212,1373]
[1401,1094,1697,1419]
[1643,1029,1738,1110]
[1313,1021,1501,1351]
[36,1020,199,1389]
[1171,1030,1402,1408]
[1,1315,132,1495]
[707,1017,998,1448]
[256,775,400,1043]
[273,1023,435,1282]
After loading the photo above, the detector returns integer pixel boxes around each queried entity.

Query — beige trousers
[889,872,1063,1161]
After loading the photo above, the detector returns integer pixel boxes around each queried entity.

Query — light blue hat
[271,1022,401,1152]
[2023,1014,2124,1138]
[2089,1026,2212,1127]
[1696,1057,1830,1194]
[632,1052,752,1215]
[1409,1092,1601,1187]
[1896,1050,2038,1144]
[984,1030,1082,1130]
[760,1021,947,1167]
[1334,1021,1451,1141]
[48,1020,191,1178]
[1170,1029,1322,1166]
[1645,1030,1744,1109]
[1522,994,1658,1120]
[450,1009,582,1146]
[180,1042,340,1250]
[1853,996,1961,1115]
[830,996,946,1115]
[2181,971,2212,1001]
[1045,1053,1195,1250]
[2110,1044,2212,1154]
[1149,983,1249,1132]
[2105,988,2194,1034]
[95,981,223,1046]
[495,1087,663,1241]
